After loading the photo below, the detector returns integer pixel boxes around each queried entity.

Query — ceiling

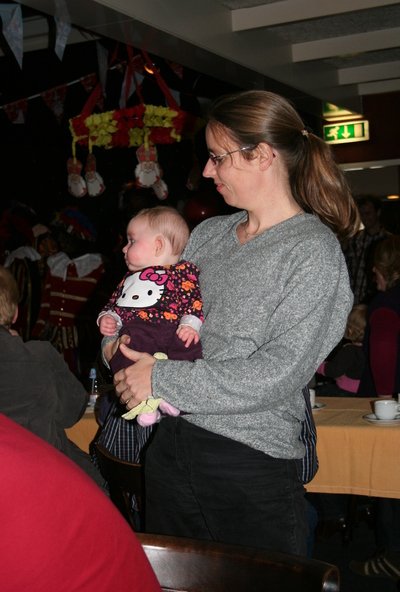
[12,0,400,117]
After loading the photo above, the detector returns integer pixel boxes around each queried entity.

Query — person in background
[0,413,161,592]
[316,304,367,396]
[349,238,400,582]
[106,90,358,555]
[0,265,104,488]
[344,196,389,305]
[358,235,400,398]
[32,207,105,379]
[350,235,400,582]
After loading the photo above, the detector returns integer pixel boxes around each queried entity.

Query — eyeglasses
[207,145,257,166]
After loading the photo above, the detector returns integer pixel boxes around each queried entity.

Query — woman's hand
[114,343,156,410]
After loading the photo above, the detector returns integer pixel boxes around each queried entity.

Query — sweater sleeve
[369,307,400,396]
[49,345,89,427]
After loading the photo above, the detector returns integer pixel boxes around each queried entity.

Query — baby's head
[344,304,367,343]
[123,206,190,271]
[0,266,19,329]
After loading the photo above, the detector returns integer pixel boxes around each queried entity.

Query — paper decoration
[96,42,109,96]
[135,145,168,200]
[69,104,189,151]
[85,154,105,197]
[119,68,143,109]
[0,3,23,68]
[3,99,27,124]
[67,158,87,198]
[41,86,67,123]
[54,0,71,61]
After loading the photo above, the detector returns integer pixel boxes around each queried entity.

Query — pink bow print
[139,268,168,285]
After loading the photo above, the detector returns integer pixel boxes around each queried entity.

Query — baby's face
[122,218,159,272]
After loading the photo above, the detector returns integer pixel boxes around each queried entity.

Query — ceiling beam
[292,27,400,63]
[358,78,400,94]
[232,0,400,32]
[339,61,400,84]
[292,27,400,62]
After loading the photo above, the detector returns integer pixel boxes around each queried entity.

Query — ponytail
[292,133,360,240]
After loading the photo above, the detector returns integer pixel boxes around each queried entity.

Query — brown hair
[344,304,367,343]
[0,266,19,327]
[133,206,190,256]
[208,90,360,240]
[373,235,400,289]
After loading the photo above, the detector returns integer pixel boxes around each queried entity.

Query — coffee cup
[309,388,316,408]
[374,399,400,420]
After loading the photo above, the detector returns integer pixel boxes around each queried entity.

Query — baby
[98,206,203,424]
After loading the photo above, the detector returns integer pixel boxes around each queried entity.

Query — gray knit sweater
[152,211,353,459]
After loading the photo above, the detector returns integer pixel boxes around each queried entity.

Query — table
[66,406,99,453]
[67,396,400,500]
[306,396,400,499]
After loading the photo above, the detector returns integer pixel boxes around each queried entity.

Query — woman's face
[203,126,261,209]
[373,266,387,291]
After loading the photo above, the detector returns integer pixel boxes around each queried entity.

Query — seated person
[0,413,161,592]
[316,304,367,396]
[0,265,103,488]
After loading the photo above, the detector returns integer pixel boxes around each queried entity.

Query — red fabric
[33,262,104,331]
[335,375,360,393]
[0,414,161,592]
[369,307,400,396]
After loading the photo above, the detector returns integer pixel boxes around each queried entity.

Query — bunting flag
[80,73,104,110]
[3,99,27,124]
[119,67,144,109]
[96,42,109,96]
[80,73,97,94]
[0,3,23,68]
[41,85,67,123]
[54,0,71,61]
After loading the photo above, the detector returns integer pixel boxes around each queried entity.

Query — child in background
[97,206,203,424]
[316,304,367,396]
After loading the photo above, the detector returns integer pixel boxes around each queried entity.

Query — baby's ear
[155,235,165,255]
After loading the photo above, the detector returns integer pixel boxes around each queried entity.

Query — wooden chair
[93,442,144,530]
[137,532,340,592]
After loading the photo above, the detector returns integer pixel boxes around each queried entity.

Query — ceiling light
[386,194,400,200]
[144,63,156,75]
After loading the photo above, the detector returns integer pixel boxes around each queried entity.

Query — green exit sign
[323,120,369,144]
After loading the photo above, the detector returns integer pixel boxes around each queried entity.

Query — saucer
[363,413,400,426]
[312,402,326,411]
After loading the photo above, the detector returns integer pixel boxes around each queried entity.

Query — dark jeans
[145,417,308,556]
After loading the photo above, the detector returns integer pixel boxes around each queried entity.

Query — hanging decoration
[0,3,23,68]
[85,154,105,197]
[54,0,71,61]
[69,103,186,151]
[135,144,168,200]
[3,99,27,124]
[41,86,67,123]
[67,157,87,198]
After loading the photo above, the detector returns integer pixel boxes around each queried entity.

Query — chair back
[137,533,340,592]
[94,442,143,529]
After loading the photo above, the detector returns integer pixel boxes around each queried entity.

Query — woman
[105,90,358,555]
[358,234,400,398]
[351,234,400,581]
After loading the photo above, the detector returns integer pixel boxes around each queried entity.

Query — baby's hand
[176,324,200,348]
[99,314,118,336]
